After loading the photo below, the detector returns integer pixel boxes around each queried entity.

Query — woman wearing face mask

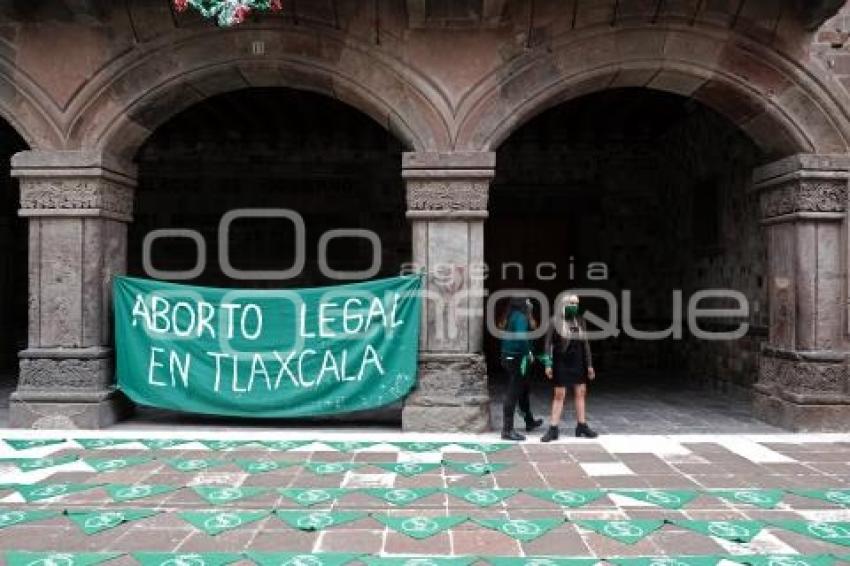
[498,297,544,441]
[540,294,598,441]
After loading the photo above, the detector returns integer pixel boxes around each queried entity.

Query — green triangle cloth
[2,455,78,471]
[443,461,510,475]
[278,488,353,506]
[674,520,765,543]
[606,557,724,566]
[365,488,441,506]
[364,557,478,566]
[481,558,599,566]
[575,519,666,544]
[323,441,374,452]
[708,489,786,509]
[445,488,519,507]
[75,438,137,449]
[103,483,181,502]
[734,555,837,566]
[84,456,154,473]
[392,442,444,453]
[610,489,699,510]
[5,552,123,566]
[133,553,242,566]
[4,438,65,450]
[304,462,363,475]
[372,514,468,539]
[138,439,192,449]
[259,440,313,451]
[0,509,61,529]
[15,482,103,502]
[65,508,160,535]
[770,521,850,547]
[161,458,227,472]
[373,462,442,476]
[198,440,256,451]
[523,489,607,508]
[179,510,271,535]
[791,489,850,507]
[247,552,362,566]
[191,486,268,505]
[274,510,367,531]
[234,459,296,474]
[457,443,513,453]
[473,517,565,541]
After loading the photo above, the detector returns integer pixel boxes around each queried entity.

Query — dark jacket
[543,315,593,371]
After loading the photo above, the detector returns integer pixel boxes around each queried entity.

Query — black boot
[540,425,559,443]
[501,429,526,441]
[525,415,544,432]
[575,422,598,438]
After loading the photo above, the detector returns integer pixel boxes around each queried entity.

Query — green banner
[15,483,102,502]
[138,438,192,449]
[247,552,362,566]
[610,489,698,510]
[4,439,65,450]
[278,488,351,506]
[523,489,606,508]
[234,459,295,474]
[482,558,599,566]
[75,438,136,449]
[304,462,363,475]
[2,455,78,471]
[133,553,242,566]
[84,456,154,473]
[736,555,837,566]
[673,520,764,543]
[103,483,180,502]
[114,274,422,418]
[791,489,850,507]
[179,510,270,535]
[5,552,123,566]
[364,557,478,566]
[445,488,519,507]
[191,486,268,504]
[575,519,665,545]
[708,489,785,509]
[65,508,159,535]
[606,557,723,566]
[365,488,441,506]
[373,462,442,476]
[771,521,850,547]
[0,509,61,529]
[443,461,509,475]
[473,518,564,541]
[372,514,467,539]
[161,458,226,472]
[274,510,366,531]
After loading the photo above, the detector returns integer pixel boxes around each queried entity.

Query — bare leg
[574,383,587,423]
[550,386,566,425]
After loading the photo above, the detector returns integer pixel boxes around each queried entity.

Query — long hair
[554,294,584,341]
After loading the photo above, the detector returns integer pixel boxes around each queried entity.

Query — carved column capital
[403,151,495,219]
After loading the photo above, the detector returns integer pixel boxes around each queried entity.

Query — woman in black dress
[541,294,598,441]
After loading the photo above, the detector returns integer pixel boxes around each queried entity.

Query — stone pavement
[0,431,849,565]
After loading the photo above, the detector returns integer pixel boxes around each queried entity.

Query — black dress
[545,317,592,387]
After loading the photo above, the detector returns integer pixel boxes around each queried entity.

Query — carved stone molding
[758,178,848,219]
[19,178,135,220]
[17,356,113,391]
[406,180,490,212]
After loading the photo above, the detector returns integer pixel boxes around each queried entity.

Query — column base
[753,388,850,431]
[9,389,134,429]
[402,353,490,432]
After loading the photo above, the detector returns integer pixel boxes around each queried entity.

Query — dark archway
[486,87,772,432]
[0,121,29,423]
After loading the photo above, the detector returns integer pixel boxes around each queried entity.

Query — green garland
[174,0,283,27]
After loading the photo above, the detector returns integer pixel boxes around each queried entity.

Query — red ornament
[232,4,251,24]
[270,0,283,11]
[173,0,189,12]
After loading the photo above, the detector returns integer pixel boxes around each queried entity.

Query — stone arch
[65,27,453,159]
[0,55,62,150]
[456,25,850,156]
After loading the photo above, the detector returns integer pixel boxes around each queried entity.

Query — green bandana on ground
[0,509,61,529]
[103,483,181,502]
[575,519,666,544]
[458,443,513,453]
[365,488,441,506]
[15,483,103,502]
[198,440,257,451]
[606,557,725,566]
[260,440,312,451]
[372,514,468,539]
[771,521,850,547]
[274,510,367,531]
[304,462,362,475]
[610,489,699,510]
[523,489,607,508]
[481,558,599,566]
[323,441,375,452]
[66,509,159,535]
[278,488,352,506]
[708,489,786,509]
[179,510,270,535]
[445,488,519,507]
[114,274,422,418]
[4,439,65,450]
[364,557,478,566]
[191,486,268,505]
[373,462,442,476]
[138,439,192,449]
[84,456,154,473]
[673,520,765,543]
[392,442,443,453]
[75,438,136,449]
[133,553,242,566]
[2,455,79,471]
[791,489,850,507]
[734,555,837,566]
[473,518,565,541]
[443,461,509,475]
[247,552,362,566]
[5,552,124,566]
[161,458,227,472]
[234,459,296,474]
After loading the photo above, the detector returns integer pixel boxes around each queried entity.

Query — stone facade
[0,1,848,429]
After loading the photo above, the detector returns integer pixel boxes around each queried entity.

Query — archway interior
[0,121,27,417]
[129,87,408,288]
[487,87,769,426]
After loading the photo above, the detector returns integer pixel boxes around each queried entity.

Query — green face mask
[564,305,579,317]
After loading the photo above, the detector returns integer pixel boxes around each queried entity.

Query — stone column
[752,153,850,430]
[401,151,494,432]
[10,150,135,429]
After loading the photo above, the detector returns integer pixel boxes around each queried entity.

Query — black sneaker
[525,417,544,432]
[501,429,526,441]
[540,425,559,443]
[575,422,598,438]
